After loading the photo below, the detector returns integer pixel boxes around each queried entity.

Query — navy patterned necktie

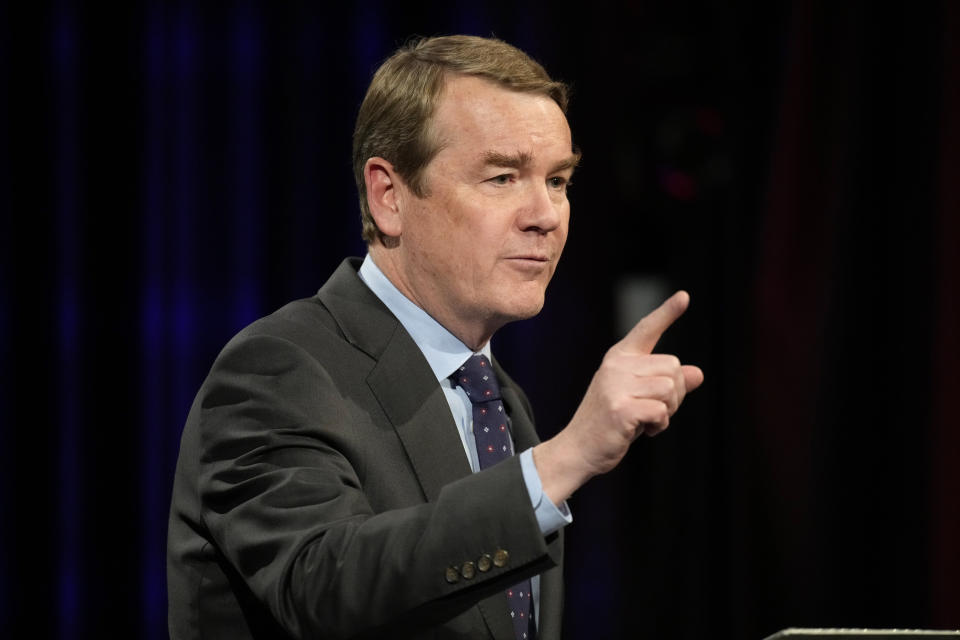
[452,354,536,640]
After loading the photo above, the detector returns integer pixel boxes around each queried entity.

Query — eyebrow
[482,150,534,169]
[481,149,582,174]
[551,150,582,174]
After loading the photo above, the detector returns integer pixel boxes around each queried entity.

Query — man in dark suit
[167,35,703,639]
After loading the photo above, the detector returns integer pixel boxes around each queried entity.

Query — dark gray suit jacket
[167,258,564,639]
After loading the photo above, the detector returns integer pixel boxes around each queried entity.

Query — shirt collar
[358,254,491,381]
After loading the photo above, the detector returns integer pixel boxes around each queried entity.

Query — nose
[518,181,565,234]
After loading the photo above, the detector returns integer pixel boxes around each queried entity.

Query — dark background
[2,1,958,638]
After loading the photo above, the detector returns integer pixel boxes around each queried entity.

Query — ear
[364,157,404,238]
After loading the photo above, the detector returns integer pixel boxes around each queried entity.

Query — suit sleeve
[194,333,560,639]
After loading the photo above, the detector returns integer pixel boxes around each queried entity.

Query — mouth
[504,255,553,272]
[506,254,551,262]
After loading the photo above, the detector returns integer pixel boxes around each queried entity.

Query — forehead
[429,75,572,163]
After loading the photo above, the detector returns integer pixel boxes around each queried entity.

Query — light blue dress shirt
[358,255,572,625]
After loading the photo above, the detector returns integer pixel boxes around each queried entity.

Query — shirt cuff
[519,448,573,536]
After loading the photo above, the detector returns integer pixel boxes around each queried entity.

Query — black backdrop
[2,1,958,638]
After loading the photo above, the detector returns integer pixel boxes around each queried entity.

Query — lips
[504,255,553,273]
[506,255,551,262]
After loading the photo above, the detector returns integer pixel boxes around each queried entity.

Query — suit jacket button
[461,561,476,580]
[477,553,492,572]
[493,549,509,568]
[445,566,460,584]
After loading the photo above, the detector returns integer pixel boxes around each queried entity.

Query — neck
[368,244,497,351]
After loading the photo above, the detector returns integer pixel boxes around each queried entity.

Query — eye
[548,176,571,190]
[489,174,512,185]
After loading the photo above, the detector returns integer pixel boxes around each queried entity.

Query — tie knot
[451,354,502,403]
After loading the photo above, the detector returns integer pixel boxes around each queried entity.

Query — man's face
[386,74,577,348]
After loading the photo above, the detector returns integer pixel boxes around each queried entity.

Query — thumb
[620,290,690,354]
[682,364,705,393]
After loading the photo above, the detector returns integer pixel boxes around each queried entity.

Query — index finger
[619,290,690,354]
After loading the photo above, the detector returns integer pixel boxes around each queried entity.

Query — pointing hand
[534,291,704,503]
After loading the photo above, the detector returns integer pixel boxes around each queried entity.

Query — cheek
[558,216,570,245]
[557,212,571,251]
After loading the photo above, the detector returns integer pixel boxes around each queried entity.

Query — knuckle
[607,397,624,416]
[657,402,670,422]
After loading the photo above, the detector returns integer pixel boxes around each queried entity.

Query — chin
[499,295,546,322]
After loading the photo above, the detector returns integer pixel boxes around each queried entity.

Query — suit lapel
[494,361,541,453]
[501,387,539,452]
[366,329,473,501]
[318,258,472,501]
